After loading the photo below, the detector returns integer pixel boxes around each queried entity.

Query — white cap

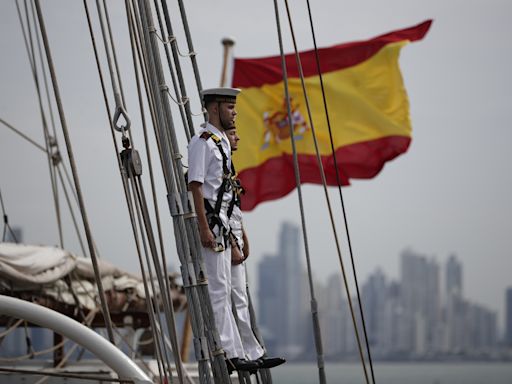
[201,87,241,102]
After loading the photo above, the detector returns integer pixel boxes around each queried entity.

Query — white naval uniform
[229,205,265,361]
[187,123,245,359]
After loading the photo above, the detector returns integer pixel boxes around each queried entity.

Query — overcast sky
[1,0,511,330]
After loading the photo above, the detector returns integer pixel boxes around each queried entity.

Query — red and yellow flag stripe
[232,20,432,211]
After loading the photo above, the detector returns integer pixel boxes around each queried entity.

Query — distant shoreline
[287,355,512,363]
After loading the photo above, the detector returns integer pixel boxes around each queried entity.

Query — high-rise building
[381,281,405,355]
[506,287,512,346]
[320,274,344,357]
[445,254,465,352]
[257,253,281,353]
[400,249,440,355]
[259,243,501,359]
[465,303,497,349]
[279,222,303,355]
[361,268,387,350]
[257,222,306,357]
[446,254,462,297]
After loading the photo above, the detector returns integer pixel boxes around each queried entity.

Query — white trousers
[231,262,265,360]
[202,245,245,359]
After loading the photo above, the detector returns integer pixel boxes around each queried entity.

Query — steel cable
[134,0,226,381]
[150,0,192,141]
[271,0,326,382]
[281,1,372,383]
[16,0,63,248]
[34,0,116,344]
[82,1,174,380]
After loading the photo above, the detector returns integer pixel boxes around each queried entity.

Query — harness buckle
[205,212,226,252]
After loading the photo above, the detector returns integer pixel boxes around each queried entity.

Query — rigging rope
[111,1,189,381]
[55,165,87,257]
[82,2,177,382]
[0,118,47,153]
[3,4,196,380]
[94,0,130,133]
[245,267,271,384]
[281,1,371,383]
[0,306,98,363]
[70,266,179,383]
[125,6,210,380]
[28,0,58,143]
[0,117,88,256]
[271,1,326,383]
[127,0,173,332]
[16,0,63,248]
[304,2,377,381]
[0,188,20,243]
[175,0,205,125]
[150,0,192,141]
[134,4,212,384]
[0,319,23,339]
[33,0,116,344]
[126,159,180,384]
[125,4,183,376]
[133,0,230,381]
[102,0,127,108]
[26,0,59,149]
[32,308,101,384]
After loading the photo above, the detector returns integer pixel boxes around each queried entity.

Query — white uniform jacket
[187,123,233,229]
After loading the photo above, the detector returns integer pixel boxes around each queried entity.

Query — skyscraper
[400,249,440,355]
[361,268,387,349]
[320,274,344,357]
[257,222,306,357]
[257,253,281,353]
[445,254,465,352]
[446,254,462,297]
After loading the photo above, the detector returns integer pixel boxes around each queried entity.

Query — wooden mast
[220,37,235,87]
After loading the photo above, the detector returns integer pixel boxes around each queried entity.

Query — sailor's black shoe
[256,356,286,369]
[226,357,260,375]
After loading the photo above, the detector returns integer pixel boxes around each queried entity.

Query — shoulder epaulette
[199,131,222,144]
[200,131,212,140]
[209,133,222,144]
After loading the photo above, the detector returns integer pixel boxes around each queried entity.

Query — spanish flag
[232,20,431,211]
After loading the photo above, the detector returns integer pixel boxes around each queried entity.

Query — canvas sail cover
[0,242,185,311]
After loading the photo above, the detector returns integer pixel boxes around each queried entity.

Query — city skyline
[3,220,509,340]
[256,221,511,361]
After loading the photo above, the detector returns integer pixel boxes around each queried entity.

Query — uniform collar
[204,123,231,151]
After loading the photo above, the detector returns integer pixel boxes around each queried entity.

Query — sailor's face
[226,129,240,151]
[219,102,237,130]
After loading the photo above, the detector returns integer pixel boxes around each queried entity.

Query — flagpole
[220,37,235,87]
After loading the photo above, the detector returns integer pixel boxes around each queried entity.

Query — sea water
[270,362,512,384]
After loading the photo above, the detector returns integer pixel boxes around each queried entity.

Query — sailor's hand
[199,226,216,249]
[242,228,249,259]
[231,245,244,265]
[242,242,249,260]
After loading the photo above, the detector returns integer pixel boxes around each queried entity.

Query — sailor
[226,127,286,370]
[187,87,259,373]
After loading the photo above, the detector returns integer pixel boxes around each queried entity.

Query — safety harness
[199,131,243,247]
